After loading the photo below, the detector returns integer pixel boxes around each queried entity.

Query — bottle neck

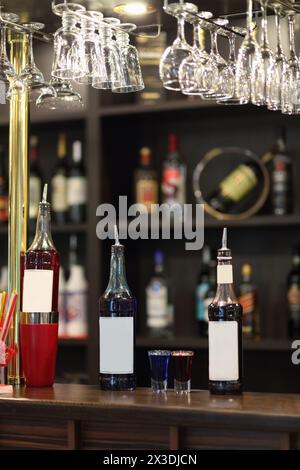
[29,203,56,251]
[106,246,130,293]
[247,0,253,34]
[214,256,237,304]
[275,8,283,54]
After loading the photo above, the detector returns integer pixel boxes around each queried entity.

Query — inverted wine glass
[92,17,122,90]
[159,2,196,91]
[112,23,144,93]
[201,18,232,101]
[251,0,275,106]
[178,11,212,95]
[36,77,83,109]
[281,11,300,115]
[217,27,248,105]
[235,0,260,104]
[20,22,56,101]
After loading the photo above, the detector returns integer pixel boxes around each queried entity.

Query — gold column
[7,32,29,385]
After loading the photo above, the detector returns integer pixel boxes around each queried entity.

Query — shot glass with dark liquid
[148,350,171,392]
[171,351,194,394]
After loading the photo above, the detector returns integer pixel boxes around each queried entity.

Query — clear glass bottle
[67,141,87,223]
[99,231,136,390]
[208,228,243,395]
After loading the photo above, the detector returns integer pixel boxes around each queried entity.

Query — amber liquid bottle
[208,228,243,395]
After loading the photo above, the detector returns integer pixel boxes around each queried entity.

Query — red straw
[0,292,18,343]
[0,292,8,329]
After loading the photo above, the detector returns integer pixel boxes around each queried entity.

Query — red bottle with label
[20,185,60,387]
[161,134,186,208]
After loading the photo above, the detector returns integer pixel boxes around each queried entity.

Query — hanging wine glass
[251,0,275,106]
[235,0,260,104]
[159,2,197,91]
[217,27,248,105]
[178,11,212,95]
[0,13,22,102]
[281,11,300,115]
[267,3,286,111]
[20,22,56,101]
[36,77,83,109]
[201,18,232,101]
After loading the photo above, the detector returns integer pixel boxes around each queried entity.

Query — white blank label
[99,317,134,374]
[217,265,233,284]
[23,270,54,312]
[209,321,239,381]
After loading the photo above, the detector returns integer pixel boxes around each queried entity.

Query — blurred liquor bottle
[288,247,300,339]
[161,133,186,210]
[196,246,216,338]
[29,135,43,228]
[134,147,158,212]
[271,129,293,216]
[67,140,87,223]
[238,263,260,339]
[146,250,174,337]
[52,133,68,224]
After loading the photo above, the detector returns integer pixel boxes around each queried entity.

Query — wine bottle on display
[238,263,259,339]
[134,147,158,212]
[65,235,88,338]
[207,143,279,214]
[0,145,8,224]
[29,135,43,228]
[208,228,243,395]
[146,250,174,337]
[287,247,300,339]
[161,133,186,210]
[51,133,68,224]
[195,246,211,337]
[271,130,293,216]
[67,140,87,223]
[99,227,136,391]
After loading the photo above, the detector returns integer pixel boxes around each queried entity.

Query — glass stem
[247,0,253,34]
[210,30,218,55]
[228,34,236,63]
[260,2,268,46]
[0,27,7,61]
[193,24,201,49]
[288,15,296,60]
[27,33,35,67]
[177,15,186,43]
[274,8,282,54]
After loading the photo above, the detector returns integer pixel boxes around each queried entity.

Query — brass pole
[7,31,29,385]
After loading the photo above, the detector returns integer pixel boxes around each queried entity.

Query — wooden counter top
[0,385,300,450]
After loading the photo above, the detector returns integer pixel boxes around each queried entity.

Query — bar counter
[0,385,300,449]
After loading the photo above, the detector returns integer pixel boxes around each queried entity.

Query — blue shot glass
[148,350,171,393]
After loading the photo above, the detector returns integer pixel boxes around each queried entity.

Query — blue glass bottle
[99,234,136,391]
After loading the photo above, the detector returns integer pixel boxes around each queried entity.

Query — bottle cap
[39,184,50,211]
[217,227,232,261]
[140,147,151,164]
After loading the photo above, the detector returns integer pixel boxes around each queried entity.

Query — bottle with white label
[20,185,60,387]
[67,141,87,223]
[208,228,243,395]
[146,250,174,337]
[65,235,88,338]
[99,227,136,391]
